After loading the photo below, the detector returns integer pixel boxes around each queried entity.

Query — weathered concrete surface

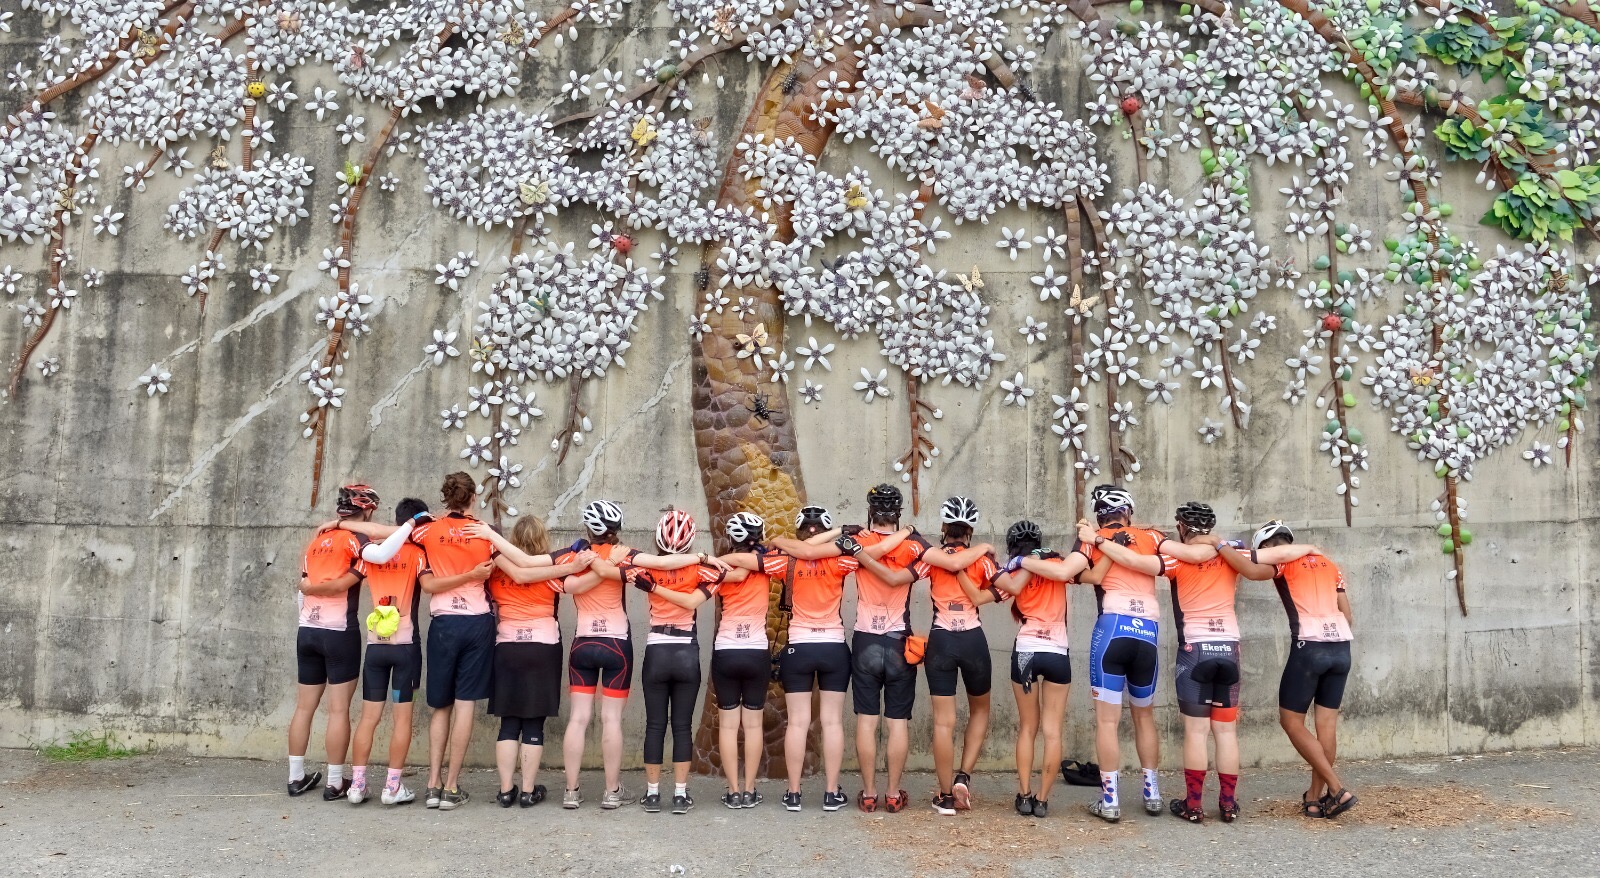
[0,8,1596,770]
[1,747,1594,878]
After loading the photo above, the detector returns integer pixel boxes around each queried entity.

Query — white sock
[647,782,659,796]
[674,783,687,797]
[289,755,305,783]
[1142,768,1160,800]
[1100,770,1119,807]
[327,764,344,787]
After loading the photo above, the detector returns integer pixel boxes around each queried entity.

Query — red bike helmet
[655,508,697,554]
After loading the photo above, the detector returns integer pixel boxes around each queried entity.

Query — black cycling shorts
[568,636,634,697]
[362,643,422,703]
[425,613,494,709]
[711,648,770,710]
[1176,641,1241,718]
[851,631,916,720]
[1279,640,1352,713]
[925,627,992,698]
[297,626,361,686]
[1010,649,1071,692]
[779,642,851,695]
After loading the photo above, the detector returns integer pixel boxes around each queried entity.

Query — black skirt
[490,641,563,718]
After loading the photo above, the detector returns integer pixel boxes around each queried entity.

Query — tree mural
[2,0,1595,772]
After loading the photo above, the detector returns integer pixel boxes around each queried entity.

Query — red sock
[1184,768,1205,811]
[1218,772,1238,809]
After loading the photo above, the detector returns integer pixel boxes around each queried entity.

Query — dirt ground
[2,746,1594,877]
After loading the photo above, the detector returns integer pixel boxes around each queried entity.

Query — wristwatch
[1094,535,1106,547]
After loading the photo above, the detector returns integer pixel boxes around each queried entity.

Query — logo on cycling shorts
[1200,643,1231,653]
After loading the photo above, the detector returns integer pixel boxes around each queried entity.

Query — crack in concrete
[546,352,687,527]
[148,342,321,520]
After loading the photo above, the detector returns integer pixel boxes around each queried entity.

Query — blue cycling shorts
[1088,613,1160,707]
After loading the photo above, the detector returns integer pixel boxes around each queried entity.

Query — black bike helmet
[866,483,903,519]
[1175,501,1216,534]
[1006,520,1043,557]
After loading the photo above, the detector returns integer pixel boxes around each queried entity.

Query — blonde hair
[509,516,551,556]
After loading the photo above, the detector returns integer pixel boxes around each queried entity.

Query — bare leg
[740,707,762,792]
[599,695,627,792]
[1212,719,1239,776]
[819,691,847,792]
[885,717,909,797]
[931,695,957,794]
[324,680,358,769]
[495,738,518,793]
[856,713,880,798]
[959,692,991,774]
[1181,715,1212,772]
[718,707,741,794]
[1129,703,1159,771]
[519,742,543,791]
[427,705,449,789]
[444,700,474,790]
[563,693,593,792]
[1279,708,1342,796]
[784,692,813,793]
[387,702,414,770]
[1093,699,1122,775]
[1036,682,1069,803]
[1312,706,1345,803]
[672,760,691,786]
[350,700,384,771]
[289,683,325,759]
[1012,682,1038,795]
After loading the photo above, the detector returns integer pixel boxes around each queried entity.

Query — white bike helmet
[795,505,833,530]
[940,496,980,526]
[1251,519,1295,549]
[725,512,765,545]
[581,499,624,536]
[1093,488,1134,520]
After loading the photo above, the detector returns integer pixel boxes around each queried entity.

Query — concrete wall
[0,6,1595,772]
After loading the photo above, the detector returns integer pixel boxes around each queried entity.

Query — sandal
[1322,788,1358,819]
[857,791,879,813]
[1300,791,1325,818]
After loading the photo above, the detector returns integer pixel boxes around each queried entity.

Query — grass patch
[36,730,146,762]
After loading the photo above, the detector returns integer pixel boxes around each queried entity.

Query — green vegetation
[36,729,147,762]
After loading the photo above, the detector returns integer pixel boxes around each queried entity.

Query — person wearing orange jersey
[472,516,593,809]
[288,484,376,800]
[1218,521,1358,819]
[727,505,873,812]
[705,512,782,809]
[1088,502,1242,823]
[774,484,926,814]
[1073,484,1213,823]
[901,497,1001,816]
[972,520,1091,818]
[345,496,432,807]
[542,500,721,810]
[621,509,727,815]
[335,472,496,811]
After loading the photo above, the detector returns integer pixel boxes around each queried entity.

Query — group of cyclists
[290,473,1359,823]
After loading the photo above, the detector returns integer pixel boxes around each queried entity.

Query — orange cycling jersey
[560,543,636,639]
[1086,524,1167,621]
[645,563,724,645]
[1167,554,1240,644]
[714,561,774,650]
[488,547,573,645]
[1273,553,1351,642]
[852,529,931,634]
[299,529,365,632]
[914,546,1001,632]
[761,552,859,644]
[1012,573,1070,654]
[409,512,494,617]
[358,542,426,645]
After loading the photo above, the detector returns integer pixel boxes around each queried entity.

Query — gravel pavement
[2,746,1595,877]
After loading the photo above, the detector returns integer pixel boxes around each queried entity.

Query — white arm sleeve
[360,520,413,564]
